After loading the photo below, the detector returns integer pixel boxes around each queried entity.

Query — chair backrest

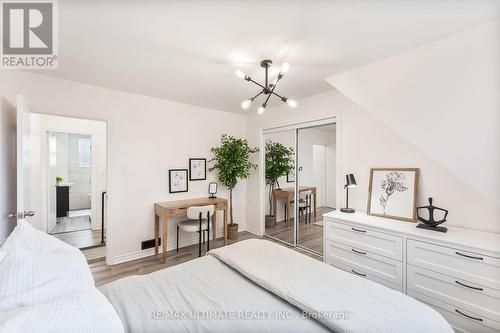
[187,205,215,220]
[299,190,312,200]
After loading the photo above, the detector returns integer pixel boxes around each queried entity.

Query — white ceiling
[37,0,500,113]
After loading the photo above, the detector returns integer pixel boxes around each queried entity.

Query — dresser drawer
[325,219,403,261]
[408,290,500,333]
[327,258,403,292]
[407,265,500,323]
[407,239,500,291]
[326,240,403,286]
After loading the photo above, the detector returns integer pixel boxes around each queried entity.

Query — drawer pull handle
[352,249,367,255]
[455,251,483,260]
[454,309,483,322]
[455,281,484,291]
[351,269,366,277]
[351,227,366,233]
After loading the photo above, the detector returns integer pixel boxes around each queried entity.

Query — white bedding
[208,239,453,333]
[101,239,452,333]
[99,255,329,333]
[0,220,125,333]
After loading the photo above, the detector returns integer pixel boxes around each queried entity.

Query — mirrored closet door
[296,124,337,254]
[263,129,296,246]
[263,120,337,256]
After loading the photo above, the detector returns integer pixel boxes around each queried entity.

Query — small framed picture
[189,158,206,181]
[286,172,295,183]
[169,169,188,193]
[367,168,420,222]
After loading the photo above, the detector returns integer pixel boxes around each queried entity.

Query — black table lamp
[340,174,357,213]
[208,182,218,198]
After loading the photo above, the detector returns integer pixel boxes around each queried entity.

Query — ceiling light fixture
[236,59,297,113]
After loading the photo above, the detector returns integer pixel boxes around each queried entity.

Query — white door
[15,95,34,221]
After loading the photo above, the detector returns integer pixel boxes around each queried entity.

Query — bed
[0,221,453,333]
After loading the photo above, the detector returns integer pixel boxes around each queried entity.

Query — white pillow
[0,221,125,333]
[1,220,75,253]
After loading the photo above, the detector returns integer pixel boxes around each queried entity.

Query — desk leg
[224,208,228,245]
[272,192,277,217]
[287,195,292,227]
[162,216,169,264]
[313,189,317,218]
[154,215,159,255]
[212,211,217,241]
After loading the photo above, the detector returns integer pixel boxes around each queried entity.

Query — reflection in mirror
[297,123,336,254]
[264,130,295,245]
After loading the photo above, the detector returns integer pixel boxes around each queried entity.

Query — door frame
[27,111,110,259]
[259,116,341,256]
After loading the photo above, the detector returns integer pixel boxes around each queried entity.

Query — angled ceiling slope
[327,19,500,207]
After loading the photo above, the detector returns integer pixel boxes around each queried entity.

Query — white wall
[312,145,326,206]
[325,144,336,208]
[0,97,17,242]
[68,133,92,211]
[297,127,336,207]
[328,19,500,207]
[0,71,247,264]
[246,89,500,235]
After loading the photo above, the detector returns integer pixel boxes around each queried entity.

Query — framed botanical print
[189,158,206,181]
[367,168,420,222]
[169,169,188,193]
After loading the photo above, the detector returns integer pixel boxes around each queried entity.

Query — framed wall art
[367,168,420,221]
[189,158,206,181]
[169,169,189,193]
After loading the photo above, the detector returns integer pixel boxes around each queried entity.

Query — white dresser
[323,211,500,333]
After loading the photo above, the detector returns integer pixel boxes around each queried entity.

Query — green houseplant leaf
[209,134,259,226]
[265,140,295,216]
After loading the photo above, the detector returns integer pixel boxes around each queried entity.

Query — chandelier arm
[248,78,266,90]
[270,90,285,100]
[251,90,264,100]
[263,92,272,106]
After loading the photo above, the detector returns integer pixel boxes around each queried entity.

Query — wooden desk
[272,186,317,226]
[154,197,228,263]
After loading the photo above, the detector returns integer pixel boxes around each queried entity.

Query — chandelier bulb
[235,69,246,80]
[257,105,265,114]
[286,99,298,108]
[241,99,252,110]
[281,62,290,73]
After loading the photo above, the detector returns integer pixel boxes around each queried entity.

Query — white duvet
[101,239,452,333]
[208,239,453,333]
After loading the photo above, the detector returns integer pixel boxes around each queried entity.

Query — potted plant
[265,140,295,227]
[55,176,63,185]
[209,134,259,239]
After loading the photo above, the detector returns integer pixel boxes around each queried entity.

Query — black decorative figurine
[416,197,448,233]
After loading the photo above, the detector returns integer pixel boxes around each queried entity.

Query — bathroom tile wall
[68,134,92,210]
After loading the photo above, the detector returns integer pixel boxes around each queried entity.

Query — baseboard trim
[109,230,227,265]
[244,224,260,236]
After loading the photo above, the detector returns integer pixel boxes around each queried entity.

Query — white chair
[298,190,313,224]
[284,190,313,224]
[177,205,215,257]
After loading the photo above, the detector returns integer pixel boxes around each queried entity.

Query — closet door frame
[260,116,341,256]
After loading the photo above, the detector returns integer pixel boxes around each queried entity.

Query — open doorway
[30,113,107,254]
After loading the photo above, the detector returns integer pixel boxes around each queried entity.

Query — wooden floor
[90,231,320,287]
[53,228,105,249]
[52,216,90,233]
[265,206,334,253]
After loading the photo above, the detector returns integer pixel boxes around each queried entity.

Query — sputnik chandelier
[236,59,297,114]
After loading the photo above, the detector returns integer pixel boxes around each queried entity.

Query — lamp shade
[345,174,357,188]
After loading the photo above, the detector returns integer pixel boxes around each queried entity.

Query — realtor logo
[1,0,58,69]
